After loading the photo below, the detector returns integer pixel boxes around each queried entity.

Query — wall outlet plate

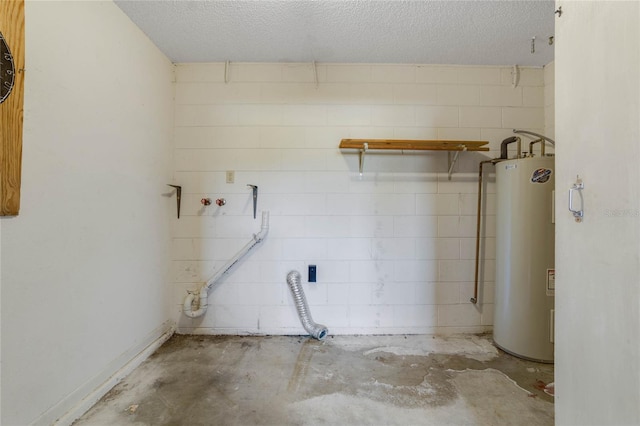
[308,265,316,282]
[226,170,234,183]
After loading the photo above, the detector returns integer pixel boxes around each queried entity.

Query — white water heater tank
[494,156,555,362]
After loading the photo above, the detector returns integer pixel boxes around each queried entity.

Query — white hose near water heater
[183,211,269,318]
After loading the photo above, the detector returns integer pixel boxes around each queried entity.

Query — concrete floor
[76,334,554,426]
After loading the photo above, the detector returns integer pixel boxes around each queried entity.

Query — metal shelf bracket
[447,145,467,180]
[359,142,368,175]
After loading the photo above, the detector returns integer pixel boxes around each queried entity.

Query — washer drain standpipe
[183,211,269,318]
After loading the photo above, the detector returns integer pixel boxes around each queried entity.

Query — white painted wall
[172,63,546,335]
[544,61,555,140]
[0,2,175,425]
[555,1,640,424]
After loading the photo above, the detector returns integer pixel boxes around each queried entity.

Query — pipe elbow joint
[251,211,270,243]
[500,136,520,159]
[183,291,208,318]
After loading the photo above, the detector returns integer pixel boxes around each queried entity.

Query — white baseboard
[175,325,493,336]
[42,321,175,426]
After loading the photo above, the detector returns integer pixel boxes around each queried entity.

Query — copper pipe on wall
[471,159,501,304]
[500,136,521,159]
[513,129,555,146]
[529,138,546,156]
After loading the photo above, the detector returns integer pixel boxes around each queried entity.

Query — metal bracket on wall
[358,142,368,176]
[313,60,319,89]
[167,184,182,218]
[247,184,258,219]
[447,145,467,180]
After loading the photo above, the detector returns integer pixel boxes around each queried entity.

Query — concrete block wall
[172,63,545,335]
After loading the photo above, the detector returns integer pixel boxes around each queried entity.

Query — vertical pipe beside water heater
[494,155,555,362]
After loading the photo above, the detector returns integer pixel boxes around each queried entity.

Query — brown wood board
[0,0,25,216]
[339,139,489,151]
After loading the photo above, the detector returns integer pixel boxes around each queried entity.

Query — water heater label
[531,168,553,184]
[546,269,555,296]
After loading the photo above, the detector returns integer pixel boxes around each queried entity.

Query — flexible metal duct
[286,271,328,340]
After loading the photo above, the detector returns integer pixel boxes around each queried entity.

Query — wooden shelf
[339,139,490,178]
[339,139,490,151]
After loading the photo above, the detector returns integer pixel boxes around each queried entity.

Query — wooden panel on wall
[0,0,25,216]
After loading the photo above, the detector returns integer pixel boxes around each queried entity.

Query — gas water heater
[494,153,555,363]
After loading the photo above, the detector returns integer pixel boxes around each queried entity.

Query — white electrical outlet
[226,171,235,183]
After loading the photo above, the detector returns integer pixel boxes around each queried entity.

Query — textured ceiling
[115,0,555,66]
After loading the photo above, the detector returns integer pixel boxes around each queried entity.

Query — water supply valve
[215,198,226,206]
[201,198,212,206]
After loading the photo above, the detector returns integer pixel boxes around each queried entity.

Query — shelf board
[339,139,490,152]
[339,139,490,179]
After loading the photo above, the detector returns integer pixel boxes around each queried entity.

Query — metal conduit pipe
[183,211,270,318]
[500,136,521,159]
[286,271,328,340]
[472,156,504,304]
[529,138,546,156]
[472,160,494,304]
[513,129,555,146]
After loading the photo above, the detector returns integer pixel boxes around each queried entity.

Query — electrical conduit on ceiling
[183,211,269,318]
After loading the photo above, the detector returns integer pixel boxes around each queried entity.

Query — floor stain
[75,335,554,426]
